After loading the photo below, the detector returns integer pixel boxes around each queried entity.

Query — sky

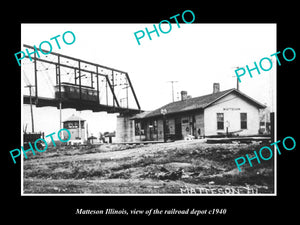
[21,23,276,138]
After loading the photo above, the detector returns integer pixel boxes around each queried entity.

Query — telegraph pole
[122,81,129,108]
[78,111,81,140]
[161,109,167,142]
[25,85,35,133]
[167,81,178,102]
[232,67,240,90]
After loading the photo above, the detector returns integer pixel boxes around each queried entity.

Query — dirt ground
[23,140,274,194]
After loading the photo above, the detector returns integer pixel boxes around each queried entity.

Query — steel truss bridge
[22,44,141,115]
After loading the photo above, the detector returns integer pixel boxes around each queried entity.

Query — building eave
[138,88,266,120]
[203,89,266,109]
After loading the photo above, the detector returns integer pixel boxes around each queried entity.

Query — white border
[20,23,277,197]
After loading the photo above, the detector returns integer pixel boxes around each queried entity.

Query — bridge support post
[116,115,135,143]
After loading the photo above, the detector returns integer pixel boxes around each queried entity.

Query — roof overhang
[203,89,266,109]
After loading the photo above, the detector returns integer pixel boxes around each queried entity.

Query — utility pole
[161,109,167,142]
[25,85,35,133]
[78,111,81,141]
[56,56,63,138]
[269,59,275,113]
[167,81,178,102]
[232,67,240,90]
[122,83,129,108]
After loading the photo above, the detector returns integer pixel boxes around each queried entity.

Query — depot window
[217,113,224,130]
[240,113,247,129]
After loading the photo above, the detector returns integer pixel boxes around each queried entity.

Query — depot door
[174,117,182,140]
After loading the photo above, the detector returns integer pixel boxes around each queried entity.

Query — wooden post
[78,61,82,100]
[34,53,38,103]
[29,86,34,133]
[96,67,99,104]
[270,112,274,144]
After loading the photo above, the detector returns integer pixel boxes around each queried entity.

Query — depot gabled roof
[138,88,265,119]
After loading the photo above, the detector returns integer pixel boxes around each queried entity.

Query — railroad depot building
[126,83,266,142]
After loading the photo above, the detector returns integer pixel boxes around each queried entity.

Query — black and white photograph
[20,23,276,195]
[4,4,298,221]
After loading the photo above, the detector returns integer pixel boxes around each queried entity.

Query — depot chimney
[181,91,188,101]
[213,83,220,94]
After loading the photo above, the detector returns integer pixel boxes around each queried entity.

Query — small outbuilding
[62,114,86,144]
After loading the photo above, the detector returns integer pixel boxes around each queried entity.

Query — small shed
[63,114,86,143]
